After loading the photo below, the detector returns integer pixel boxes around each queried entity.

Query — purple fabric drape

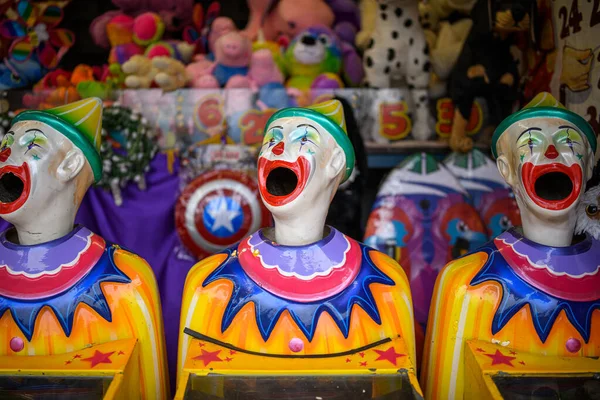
[0,153,196,392]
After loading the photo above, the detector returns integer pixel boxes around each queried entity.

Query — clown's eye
[457,221,467,233]
[301,136,308,142]
[318,34,331,46]
[587,204,599,216]
[269,137,275,143]
[10,74,20,83]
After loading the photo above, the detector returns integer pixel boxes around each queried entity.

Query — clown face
[258,116,344,215]
[0,120,86,223]
[497,117,594,214]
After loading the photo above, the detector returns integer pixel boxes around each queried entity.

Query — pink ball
[566,337,582,353]
[133,12,165,46]
[10,337,24,352]
[288,337,304,353]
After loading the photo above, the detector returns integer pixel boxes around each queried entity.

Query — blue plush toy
[0,56,46,90]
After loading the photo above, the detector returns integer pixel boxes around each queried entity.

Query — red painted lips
[0,163,31,214]
[521,162,582,210]
[258,157,311,207]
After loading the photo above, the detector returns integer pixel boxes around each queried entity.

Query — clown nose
[272,142,285,155]
[544,145,559,159]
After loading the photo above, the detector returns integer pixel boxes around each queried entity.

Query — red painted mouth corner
[0,163,31,214]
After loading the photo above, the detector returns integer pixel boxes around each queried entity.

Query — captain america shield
[176,170,271,259]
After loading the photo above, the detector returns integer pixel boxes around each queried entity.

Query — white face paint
[257,116,345,245]
[0,120,87,233]
[496,117,595,246]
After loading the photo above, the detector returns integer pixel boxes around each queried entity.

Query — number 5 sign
[378,101,412,140]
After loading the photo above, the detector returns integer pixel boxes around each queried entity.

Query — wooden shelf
[365,141,490,154]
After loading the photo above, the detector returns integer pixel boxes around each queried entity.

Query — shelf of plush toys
[1,88,493,158]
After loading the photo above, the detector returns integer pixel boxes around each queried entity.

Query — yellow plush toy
[122,55,157,89]
[153,56,189,91]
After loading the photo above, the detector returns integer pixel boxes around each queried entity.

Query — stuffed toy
[418,0,476,32]
[243,0,335,45]
[248,48,288,109]
[325,0,362,44]
[0,0,75,70]
[0,56,45,90]
[122,54,156,88]
[153,56,188,91]
[90,0,194,48]
[182,2,220,54]
[284,26,344,90]
[447,0,538,152]
[205,17,237,61]
[357,0,433,140]
[576,185,600,240]
[211,31,251,87]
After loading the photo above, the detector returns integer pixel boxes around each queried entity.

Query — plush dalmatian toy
[576,185,600,240]
[356,0,432,140]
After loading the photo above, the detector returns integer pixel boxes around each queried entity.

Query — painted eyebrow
[558,125,579,131]
[516,127,542,142]
[297,124,320,134]
[25,128,47,137]
[268,125,284,131]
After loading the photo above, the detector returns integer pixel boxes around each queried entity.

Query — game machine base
[0,339,141,399]
[464,340,600,399]
[175,334,422,400]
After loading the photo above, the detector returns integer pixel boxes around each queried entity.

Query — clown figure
[421,92,600,399]
[0,98,168,399]
[177,100,420,397]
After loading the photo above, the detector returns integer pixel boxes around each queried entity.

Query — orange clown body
[0,228,169,399]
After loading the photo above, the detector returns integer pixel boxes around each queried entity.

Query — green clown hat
[12,98,103,182]
[492,92,597,158]
[265,100,355,182]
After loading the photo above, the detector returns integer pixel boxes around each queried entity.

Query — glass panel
[0,375,113,400]
[183,373,420,400]
[492,375,600,400]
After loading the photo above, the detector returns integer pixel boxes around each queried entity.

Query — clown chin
[522,162,581,211]
[0,163,30,214]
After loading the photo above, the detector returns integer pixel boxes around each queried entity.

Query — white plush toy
[576,185,600,239]
[356,0,433,140]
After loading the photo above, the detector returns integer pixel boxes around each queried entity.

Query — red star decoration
[229,350,236,355]
[484,350,516,367]
[509,351,517,355]
[476,348,485,352]
[198,342,206,348]
[193,349,223,366]
[359,361,368,367]
[359,352,365,358]
[118,351,125,356]
[65,360,72,365]
[519,361,526,365]
[82,350,115,368]
[374,347,405,366]
[73,354,82,359]
[345,358,351,363]
[225,357,233,362]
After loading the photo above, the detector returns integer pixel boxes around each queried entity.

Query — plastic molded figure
[0,98,168,399]
[422,92,599,399]
[177,100,420,398]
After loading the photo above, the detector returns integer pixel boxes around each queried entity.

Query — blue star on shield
[203,197,244,238]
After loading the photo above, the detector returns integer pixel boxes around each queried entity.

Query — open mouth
[0,163,30,214]
[522,162,581,210]
[258,158,310,207]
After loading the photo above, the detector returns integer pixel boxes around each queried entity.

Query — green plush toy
[284,26,343,90]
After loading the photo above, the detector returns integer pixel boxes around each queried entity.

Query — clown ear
[327,146,346,182]
[56,148,86,183]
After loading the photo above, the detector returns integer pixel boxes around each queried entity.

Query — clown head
[258,100,355,244]
[0,98,102,244]
[492,92,596,246]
